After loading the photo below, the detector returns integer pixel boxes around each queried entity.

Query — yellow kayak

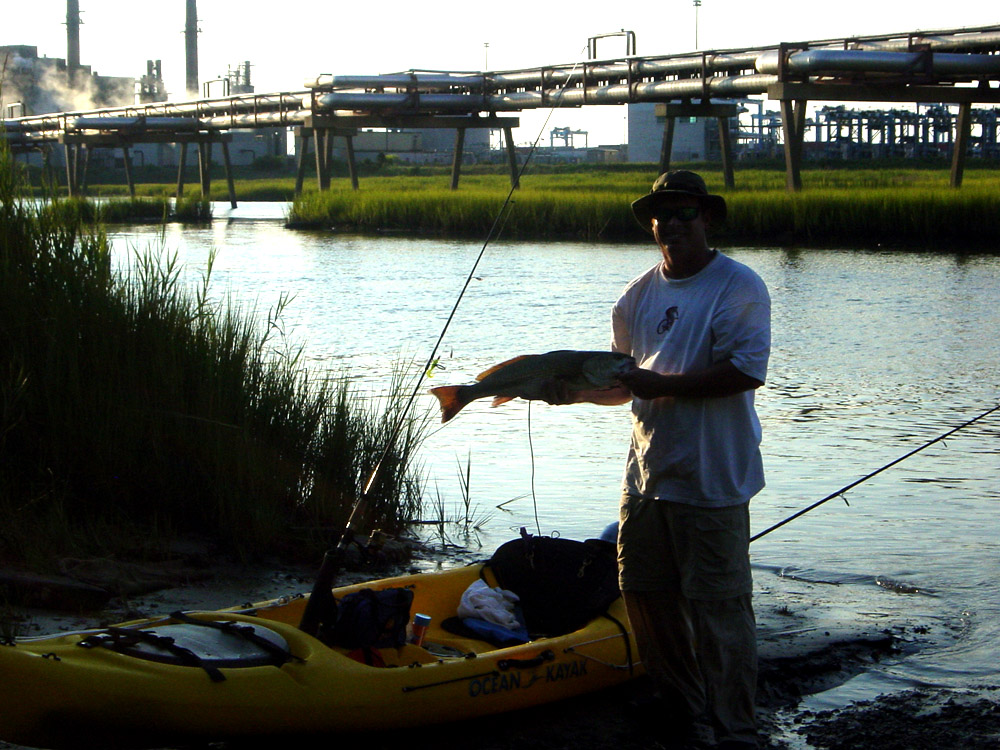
[0,536,639,748]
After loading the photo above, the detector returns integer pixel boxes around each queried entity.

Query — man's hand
[617,366,671,400]
[533,378,576,405]
[532,378,633,406]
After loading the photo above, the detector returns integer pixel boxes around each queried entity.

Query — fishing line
[343,53,591,540]
[751,401,1000,543]
[527,400,542,536]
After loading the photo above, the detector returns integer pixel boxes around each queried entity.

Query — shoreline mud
[2,552,997,750]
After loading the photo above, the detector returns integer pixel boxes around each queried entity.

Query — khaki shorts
[617,495,752,600]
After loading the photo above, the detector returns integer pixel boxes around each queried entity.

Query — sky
[2,1,997,145]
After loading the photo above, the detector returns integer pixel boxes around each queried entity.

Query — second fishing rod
[751,401,1000,543]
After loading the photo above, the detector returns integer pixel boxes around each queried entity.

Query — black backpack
[486,531,620,636]
[321,587,413,650]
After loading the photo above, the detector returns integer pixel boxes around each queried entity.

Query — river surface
[107,202,1000,710]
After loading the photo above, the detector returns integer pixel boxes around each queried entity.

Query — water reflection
[105,208,1000,695]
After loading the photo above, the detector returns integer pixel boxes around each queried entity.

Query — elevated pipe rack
[5,23,1000,193]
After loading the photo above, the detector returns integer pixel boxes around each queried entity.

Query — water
[107,202,1000,707]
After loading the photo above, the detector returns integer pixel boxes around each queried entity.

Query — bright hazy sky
[3,1,997,144]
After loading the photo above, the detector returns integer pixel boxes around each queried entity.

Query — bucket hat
[630,170,727,232]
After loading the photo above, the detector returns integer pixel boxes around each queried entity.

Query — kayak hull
[0,564,639,748]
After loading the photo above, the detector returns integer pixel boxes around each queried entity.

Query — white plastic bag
[457,579,521,629]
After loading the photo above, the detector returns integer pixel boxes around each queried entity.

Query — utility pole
[484,42,490,71]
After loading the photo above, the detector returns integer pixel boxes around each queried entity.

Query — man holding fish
[588,170,769,750]
[431,170,769,749]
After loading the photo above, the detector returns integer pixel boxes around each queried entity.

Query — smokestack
[67,0,81,84]
[185,0,199,98]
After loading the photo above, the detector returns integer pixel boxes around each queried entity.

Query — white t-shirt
[612,251,771,507]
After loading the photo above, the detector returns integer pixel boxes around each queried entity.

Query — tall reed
[287,168,1000,247]
[0,141,425,566]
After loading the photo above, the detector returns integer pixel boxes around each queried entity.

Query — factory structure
[2,4,999,178]
[0,41,489,170]
[1,43,286,170]
[626,100,1000,162]
[0,0,487,173]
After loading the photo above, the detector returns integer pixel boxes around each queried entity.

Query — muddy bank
[796,686,1000,750]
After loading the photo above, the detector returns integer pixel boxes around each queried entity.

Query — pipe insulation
[490,53,761,89]
[849,30,1000,53]
[311,92,490,111]
[312,73,779,113]
[755,50,1000,76]
[73,116,205,131]
[307,74,487,90]
[491,74,776,110]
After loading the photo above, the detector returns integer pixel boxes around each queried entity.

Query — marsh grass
[172,196,213,222]
[33,196,212,225]
[724,186,999,245]
[0,141,425,566]
[287,166,999,246]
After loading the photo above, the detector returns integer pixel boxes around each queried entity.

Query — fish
[429,350,635,423]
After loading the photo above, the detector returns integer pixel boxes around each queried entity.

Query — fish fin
[490,396,516,407]
[430,385,469,423]
[475,355,531,382]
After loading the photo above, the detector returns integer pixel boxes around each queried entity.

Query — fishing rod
[750,401,1000,543]
[345,64,584,531]
[300,59,588,636]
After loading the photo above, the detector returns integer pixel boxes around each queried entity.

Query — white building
[627,102,714,162]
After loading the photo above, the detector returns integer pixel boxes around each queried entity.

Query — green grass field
[285,166,1000,247]
[28,161,1000,246]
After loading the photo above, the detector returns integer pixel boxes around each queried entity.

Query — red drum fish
[430,350,634,423]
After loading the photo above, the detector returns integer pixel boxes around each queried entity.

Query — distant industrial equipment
[138,60,167,104]
[627,101,1000,163]
[549,127,588,149]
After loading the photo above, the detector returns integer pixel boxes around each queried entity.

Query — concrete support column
[659,103,739,186]
[780,99,807,192]
[658,117,676,175]
[503,126,519,189]
[345,135,359,190]
[294,132,309,196]
[80,146,91,194]
[221,140,237,208]
[176,142,188,198]
[198,141,212,198]
[314,130,331,191]
[122,146,135,198]
[450,128,466,190]
[43,146,56,190]
[64,143,80,197]
[717,117,735,189]
[951,102,972,188]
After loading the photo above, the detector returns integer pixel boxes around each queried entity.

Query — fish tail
[430,385,469,423]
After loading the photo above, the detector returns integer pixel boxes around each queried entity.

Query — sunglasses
[653,206,702,223]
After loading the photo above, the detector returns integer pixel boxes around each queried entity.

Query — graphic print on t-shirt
[656,306,679,335]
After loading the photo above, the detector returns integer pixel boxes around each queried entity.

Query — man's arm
[533,381,633,406]
[533,360,762,407]
[568,385,633,406]
[618,360,763,400]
